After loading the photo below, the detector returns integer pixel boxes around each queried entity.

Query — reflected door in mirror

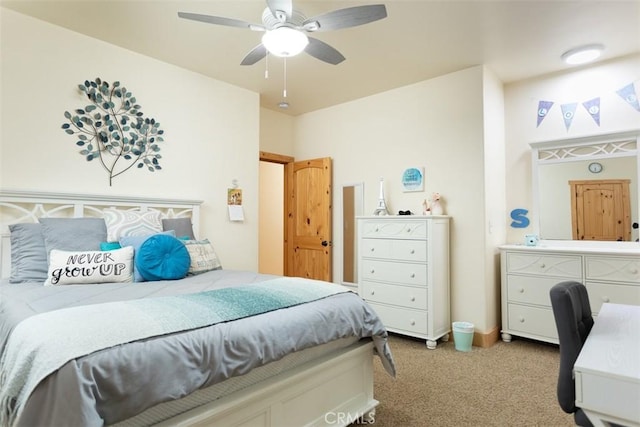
[571,179,631,241]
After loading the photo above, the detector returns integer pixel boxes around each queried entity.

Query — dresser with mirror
[500,129,640,344]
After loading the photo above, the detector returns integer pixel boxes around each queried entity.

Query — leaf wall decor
[61,77,164,186]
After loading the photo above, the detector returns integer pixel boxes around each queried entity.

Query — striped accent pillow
[103,209,163,242]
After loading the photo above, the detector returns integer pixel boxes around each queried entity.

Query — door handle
[321,240,332,247]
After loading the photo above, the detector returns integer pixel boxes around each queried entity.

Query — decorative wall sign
[401,167,424,192]
[61,78,164,186]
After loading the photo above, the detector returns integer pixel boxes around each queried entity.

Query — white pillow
[103,209,163,242]
[183,239,222,275]
[44,246,134,286]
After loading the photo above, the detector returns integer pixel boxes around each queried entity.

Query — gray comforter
[0,270,395,426]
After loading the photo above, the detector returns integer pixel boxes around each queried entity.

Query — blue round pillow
[136,234,190,281]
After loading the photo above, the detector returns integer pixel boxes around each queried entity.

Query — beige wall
[1,8,261,271]
[292,66,498,332]
[259,108,295,156]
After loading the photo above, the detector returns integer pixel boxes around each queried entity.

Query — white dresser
[500,241,640,344]
[357,216,450,349]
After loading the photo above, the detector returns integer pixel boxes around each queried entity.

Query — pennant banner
[535,79,639,129]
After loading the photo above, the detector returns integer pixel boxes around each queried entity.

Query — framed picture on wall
[401,167,424,192]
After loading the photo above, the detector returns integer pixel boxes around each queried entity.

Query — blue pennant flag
[536,100,554,127]
[582,97,601,126]
[561,103,578,131]
[616,83,640,112]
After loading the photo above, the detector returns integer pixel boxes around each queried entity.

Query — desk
[574,303,640,427]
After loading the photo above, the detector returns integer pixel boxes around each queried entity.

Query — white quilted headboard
[0,190,203,280]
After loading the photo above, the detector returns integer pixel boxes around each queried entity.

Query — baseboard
[472,326,500,348]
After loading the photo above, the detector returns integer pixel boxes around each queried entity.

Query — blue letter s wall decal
[510,209,530,228]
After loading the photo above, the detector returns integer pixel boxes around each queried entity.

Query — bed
[0,190,395,427]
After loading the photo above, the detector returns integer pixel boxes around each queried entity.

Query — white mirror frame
[530,129,640,240]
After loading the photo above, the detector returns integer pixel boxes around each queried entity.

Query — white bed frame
[0,190,379,427]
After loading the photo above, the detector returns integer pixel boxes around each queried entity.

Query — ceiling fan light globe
[262,27,309,57]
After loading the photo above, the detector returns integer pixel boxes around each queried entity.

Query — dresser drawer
[361,259,427,286]
[361,238,427,262]
[586,282,640,314]
[585,257,640,283]
[506,275,568,307]
[360,220,427,240]
[506,253,582,278]
[506,304,558,340]
[361,281,427,310]
[366,302,427,335]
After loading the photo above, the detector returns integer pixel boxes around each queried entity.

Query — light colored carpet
[370,333,575,426]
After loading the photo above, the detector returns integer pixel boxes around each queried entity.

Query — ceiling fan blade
[305,37,345,65]
[240,44,268,66]
[266,0,293,20]
[178,12,264,31]
[303,5,387,32]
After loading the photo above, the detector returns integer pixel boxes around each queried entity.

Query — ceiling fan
[178,0,387,66]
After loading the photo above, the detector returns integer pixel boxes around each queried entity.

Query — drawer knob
[410,273,415,278]
[519,316,525,323]
[410,296,416,302]
[602,296,610,302]
[539,263,546,269]
[375,227,379,232]
[410,249,415,254]
[410,320,416,326]
[370,247,375,252]
[370,269,375,274]
[631,268,639,275]
[519,288,525,293]
[406,228,411,233]
[371,291,375,296]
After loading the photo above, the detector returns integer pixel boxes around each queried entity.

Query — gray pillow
[39,218,107,262]
[8,223,48,283]
[162,218,196,240]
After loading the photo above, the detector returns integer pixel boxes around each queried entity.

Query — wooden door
[284,157,332,281]
[570,179,631,241]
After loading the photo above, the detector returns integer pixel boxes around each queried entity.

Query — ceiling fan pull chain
[264,52,269,79]
[283,57,287,98]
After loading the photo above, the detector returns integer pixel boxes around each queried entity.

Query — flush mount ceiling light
[561,44,605,65]
[262,27,309,57]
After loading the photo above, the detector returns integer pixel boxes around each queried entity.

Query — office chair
[549,281,594,427]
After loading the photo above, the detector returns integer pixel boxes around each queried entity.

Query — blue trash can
[452,321,474,352]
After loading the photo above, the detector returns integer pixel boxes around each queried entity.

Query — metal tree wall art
[61,78,164,186]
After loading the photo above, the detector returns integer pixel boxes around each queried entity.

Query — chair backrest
[549,281,594,416]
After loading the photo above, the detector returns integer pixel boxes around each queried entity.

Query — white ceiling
[3,0,639,116]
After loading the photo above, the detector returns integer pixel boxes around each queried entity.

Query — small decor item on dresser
[430,192,444,215]
[524,234,539,246]
[373,177,390,216]
[422,199,431,215]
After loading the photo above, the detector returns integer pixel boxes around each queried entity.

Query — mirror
[531,130,640,241]
[342,182,364,285]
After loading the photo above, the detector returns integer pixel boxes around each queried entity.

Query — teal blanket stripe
[0,277,350,426]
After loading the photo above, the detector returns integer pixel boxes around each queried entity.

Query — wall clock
[588,162,603,173]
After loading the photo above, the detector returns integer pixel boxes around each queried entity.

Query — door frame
[259,151,294,275]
